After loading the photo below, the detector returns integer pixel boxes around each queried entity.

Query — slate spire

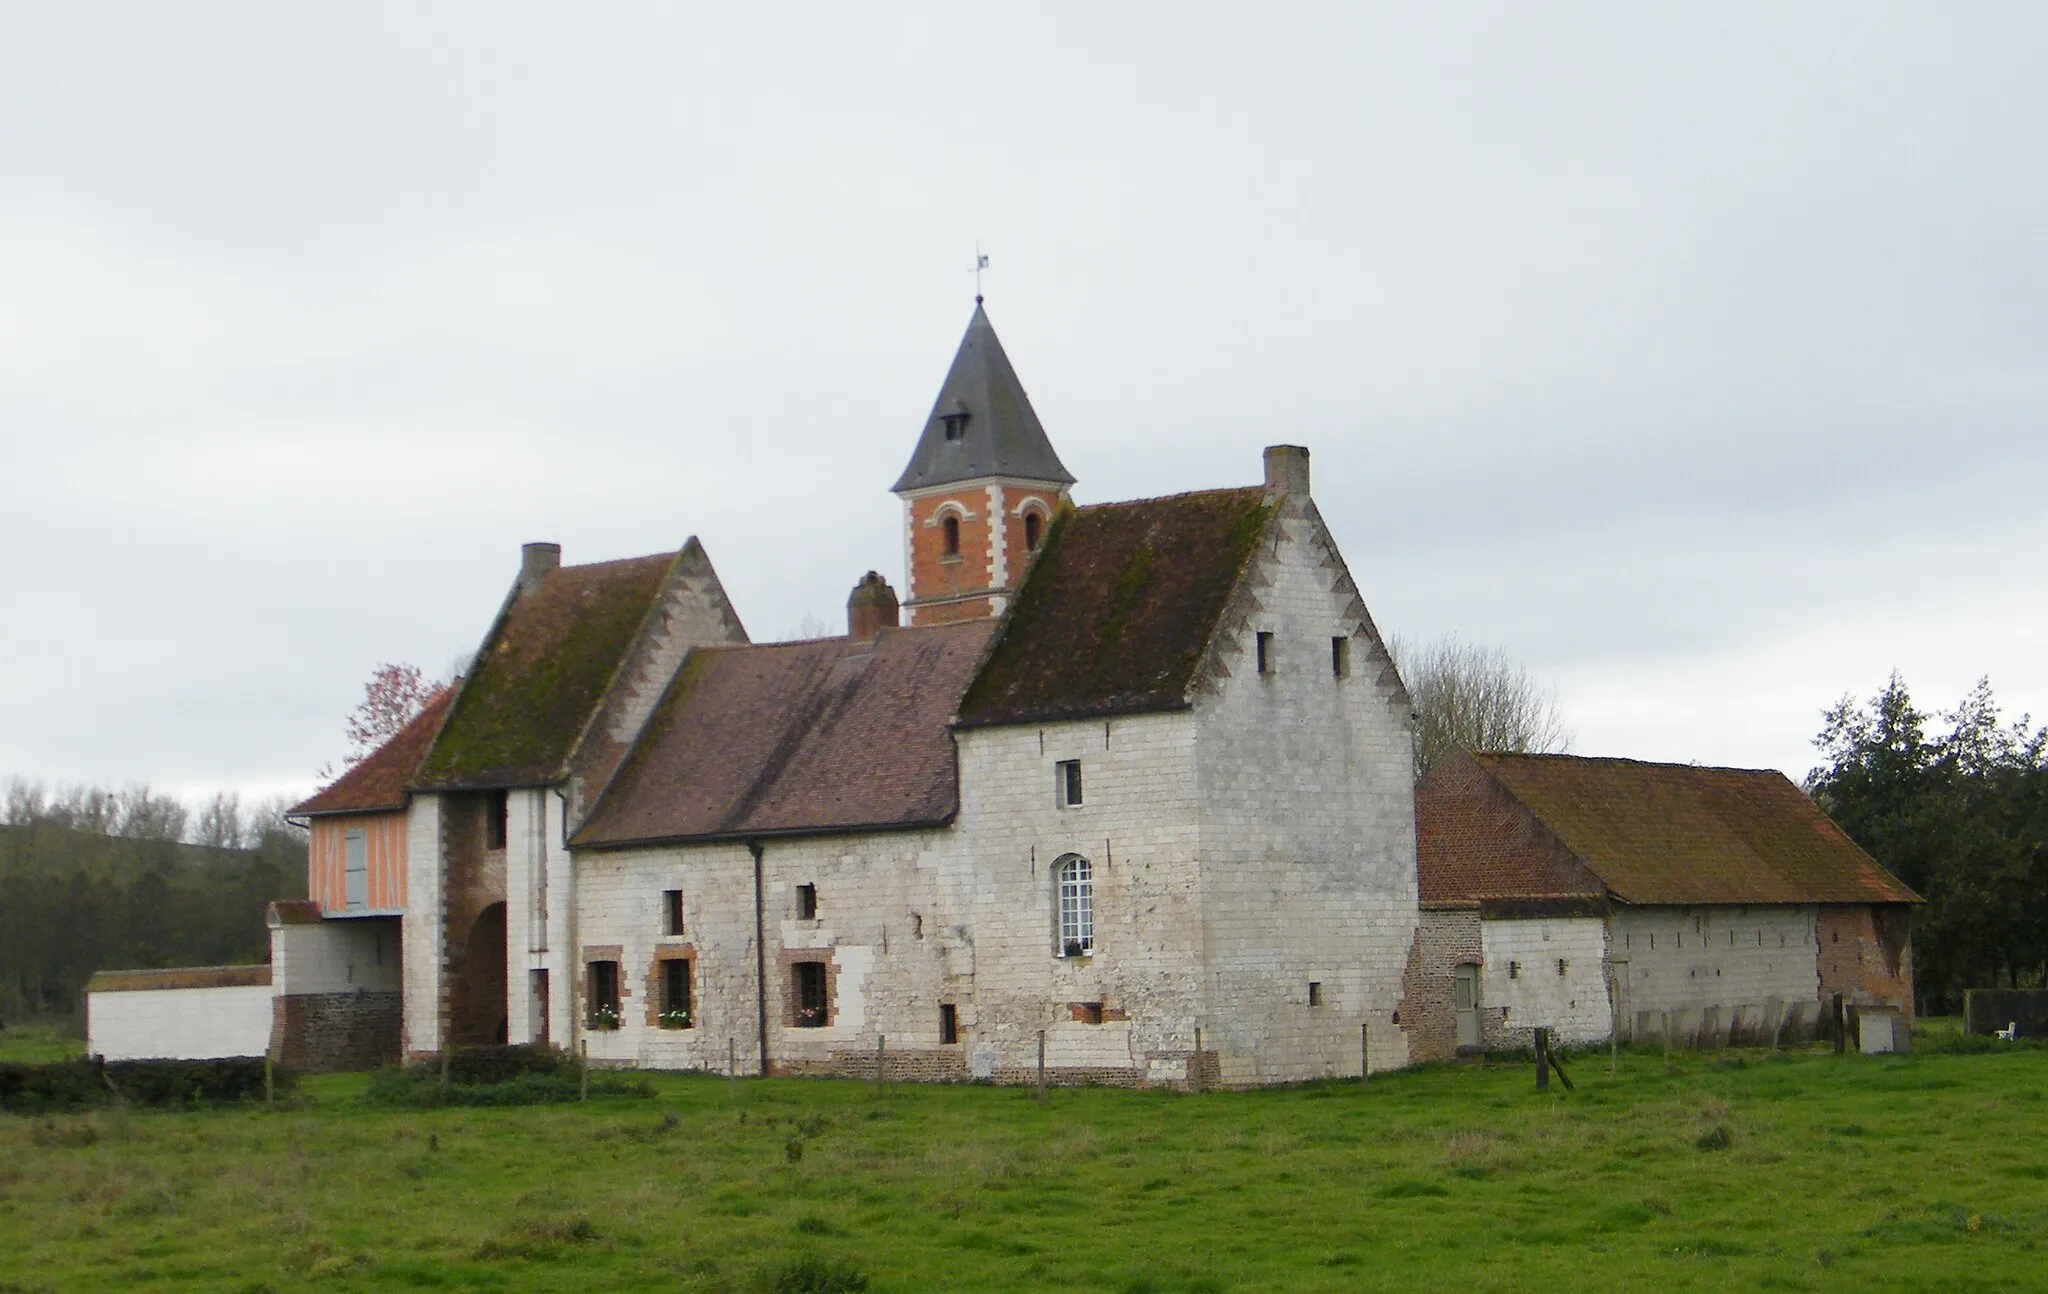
[891,301,1075,494]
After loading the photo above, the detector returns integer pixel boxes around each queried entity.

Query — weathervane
[970,245,989,302]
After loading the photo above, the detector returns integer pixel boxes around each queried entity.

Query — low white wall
[88,984,275,1061]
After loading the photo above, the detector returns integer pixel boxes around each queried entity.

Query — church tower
[892,301,1075,625]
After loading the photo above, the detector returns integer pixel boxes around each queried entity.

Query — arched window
[1024,511,1042,551]
[943,515,961,556]
[1055,855,1093,957]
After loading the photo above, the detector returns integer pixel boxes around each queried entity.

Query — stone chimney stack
[1263,444,1311,497]
[520,542,562,596]
[846,571,900,640]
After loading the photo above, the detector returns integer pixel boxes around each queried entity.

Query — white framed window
[343,829,367,910]
[1055,760,1083,808]
[1055,854,1093,957]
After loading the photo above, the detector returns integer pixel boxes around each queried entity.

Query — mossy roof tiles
[573,621,994,848]
[953,487,1274,728]
[1464,753,1920,907]
[290,687,454,817]
[414,553,674,791]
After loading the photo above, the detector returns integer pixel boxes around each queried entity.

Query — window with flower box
[659,958,693,1029]
[588,960,621,1030]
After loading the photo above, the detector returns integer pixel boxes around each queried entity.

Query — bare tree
[1389,633,1572,778]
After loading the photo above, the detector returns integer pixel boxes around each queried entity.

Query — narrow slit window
[796,883,818,921]
[663,889,683,937]
[1308,981,1323,1007]
[1055,760,1083,808]
[1024,512,1042,550]
[942,515,961,556]
[939,1003,958,1045]
[793,961,828,1027]
[1256,631,1274,675]
[1331,636,1349,678]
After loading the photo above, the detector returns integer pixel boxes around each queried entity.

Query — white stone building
[1410,752,1921,1056]
[259,301,1422,1085]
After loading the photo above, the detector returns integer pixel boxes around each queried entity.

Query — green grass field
[2,1023,2044,1292]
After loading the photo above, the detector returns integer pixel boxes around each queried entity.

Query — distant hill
[0,821,304,1020]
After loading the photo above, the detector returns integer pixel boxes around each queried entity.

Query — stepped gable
[414,553,674,791]
[953,486,1274,728]
[1470,753,1921,906]
[291,687,455,816]
[891,302,1074,492]
[573,619,994,848]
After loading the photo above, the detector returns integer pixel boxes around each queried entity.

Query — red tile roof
[415,553,674,791]
[955,487,1274,727]
[573,621,995,848]
[1444,753,1920,907]
[290,687,454,817]
[1415,754,1605,906]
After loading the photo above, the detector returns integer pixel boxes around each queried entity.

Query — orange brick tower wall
[901,482,1063,626]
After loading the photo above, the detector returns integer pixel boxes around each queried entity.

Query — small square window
[1078,1002,1104,1025]
[1256,631,1274,675]
[796,883,818,921]
[1508,961,1521,980]
[1056,760,1083,808]
[939,1003,958,1045]
[1308,981,1323,1007]
[663,889,683,937]
[1556,958,1569,977]
[1331,637,1349,678]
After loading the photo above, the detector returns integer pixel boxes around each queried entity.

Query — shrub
[443,1044,569,1085]
[0,1057,293,1112]
[360,1068,654,1107]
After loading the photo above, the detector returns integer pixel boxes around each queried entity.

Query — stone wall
[1817,904,1914,1034]
[1479,916,1612,1047]
[273,991,402,1072]
[1402,908,1483,1062]
[1190,493,1419,1080]
[1609,905,1821,1046]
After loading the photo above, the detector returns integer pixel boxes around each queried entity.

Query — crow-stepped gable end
[892,302,1075,626]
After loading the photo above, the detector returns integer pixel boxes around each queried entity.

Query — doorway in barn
[451,901,509,1046]
[1454,963,1481,1051]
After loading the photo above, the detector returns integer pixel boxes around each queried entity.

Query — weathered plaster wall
[401,794,444,1058]
[89,984,274,1061]
[1609,905,1820,1046]
[1478,917,1611,1047]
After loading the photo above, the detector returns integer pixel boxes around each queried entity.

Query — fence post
[1361,1022,1371,1086]
[728,1037,737,1102]
[264,1052,274,1105]
[580,1039,589,1101]
[1832,994,1846,1055]
[1661,1012,1670,1075]
[439,1045,450,1102]
[1190,1027,1203,1094]
[1036,1030,1047,1104]
[875,1034,886,1097]
[1534,1027,1550,1091]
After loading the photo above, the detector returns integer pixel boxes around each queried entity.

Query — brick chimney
[846,571,900,640]
[520,542,561,596]
[1263,444,1310,497]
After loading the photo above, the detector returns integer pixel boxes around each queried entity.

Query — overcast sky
[3,3,2043,805]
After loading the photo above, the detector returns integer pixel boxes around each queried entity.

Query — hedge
[0,1056,294,1112]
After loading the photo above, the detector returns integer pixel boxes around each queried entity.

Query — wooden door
[1454,964,1481,1049]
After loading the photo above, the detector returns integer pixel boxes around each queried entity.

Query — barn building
[1409,752,1920,1057]
[260,300,1423,1085]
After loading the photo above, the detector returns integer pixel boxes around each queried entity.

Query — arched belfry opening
[891,301,1075,626]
